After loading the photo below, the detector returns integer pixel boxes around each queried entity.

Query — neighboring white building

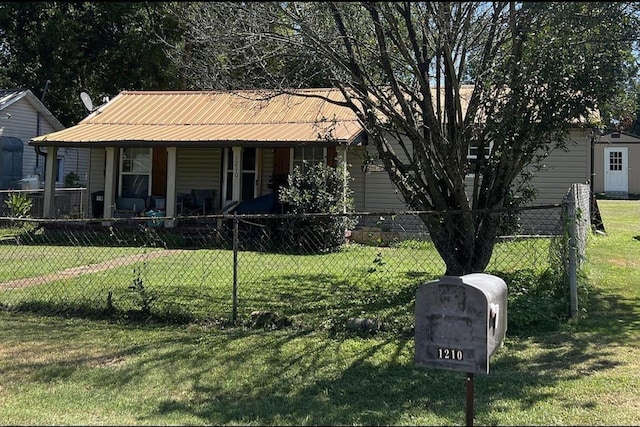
[593,131,640,198]
[0,88,89,190]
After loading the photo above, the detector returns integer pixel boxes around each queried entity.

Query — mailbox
[415,273,507,374]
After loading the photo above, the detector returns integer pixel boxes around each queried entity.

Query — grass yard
[0,199,638,425]
[0,232,555,330]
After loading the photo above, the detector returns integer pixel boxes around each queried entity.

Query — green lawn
[0,230,555,329]
[0,199,637,425]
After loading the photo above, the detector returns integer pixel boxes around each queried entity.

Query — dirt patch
[0,249,185,290]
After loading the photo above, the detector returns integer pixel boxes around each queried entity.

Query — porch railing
[0,187,87,219]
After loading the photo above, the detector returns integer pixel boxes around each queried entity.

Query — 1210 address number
[437,347,464,361]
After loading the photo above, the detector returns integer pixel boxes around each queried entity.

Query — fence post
[566,195,578,318]
[232,216,239,323]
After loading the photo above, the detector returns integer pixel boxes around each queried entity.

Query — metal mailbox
[415,273,507,374]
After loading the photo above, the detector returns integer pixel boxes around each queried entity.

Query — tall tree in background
[172,2,639,274]
[0,1,185,126]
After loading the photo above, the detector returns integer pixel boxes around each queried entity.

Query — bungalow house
[0,89,88,190]
[28,88,593,228]
[592,130,640,198]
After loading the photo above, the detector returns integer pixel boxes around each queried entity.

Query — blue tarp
[234,192,279,214]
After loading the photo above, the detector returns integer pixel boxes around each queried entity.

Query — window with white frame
[466,141,493,176]
[291,146,326,173]
[119,147,151,198]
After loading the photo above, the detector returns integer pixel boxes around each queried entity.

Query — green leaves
[4,192,32,218]
[0,2,185,126]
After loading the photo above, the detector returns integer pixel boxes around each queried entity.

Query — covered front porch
[29,89,367,225]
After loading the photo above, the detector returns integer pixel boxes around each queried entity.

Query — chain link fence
[0,202,573,330]
[0,188,87,218]
[562,183,591,317]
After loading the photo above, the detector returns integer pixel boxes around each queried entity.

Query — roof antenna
[41,79,51,102]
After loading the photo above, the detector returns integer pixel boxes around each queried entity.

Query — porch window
[119,148,151,198]
[466,141,492,176]
[291,146,326,173]
[43,157,64,184]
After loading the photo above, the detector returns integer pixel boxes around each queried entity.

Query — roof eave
[29,136,363,149]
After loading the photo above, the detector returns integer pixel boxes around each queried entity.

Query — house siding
[1,100,42,183]
[348,137,412,214]
[348,155,409,212]
[176,147,222,210]
[87,148,105,217]
[523,128,590,205]
[349,127,590,215]
[89,146,281,216]
[261,148,275,195]
[0,96,88,189]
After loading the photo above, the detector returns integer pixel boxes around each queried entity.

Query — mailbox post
[415,273,508,426]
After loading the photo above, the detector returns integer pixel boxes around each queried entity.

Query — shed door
[604,147,628,193]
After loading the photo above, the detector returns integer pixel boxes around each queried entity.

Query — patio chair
[148,195,166,211]
[183,189,214,215]
[114,197,147,218]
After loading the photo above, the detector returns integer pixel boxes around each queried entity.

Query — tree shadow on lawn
[140,288,636,425]
[575,283,640,336]
[139,284,638,425]
[2,280,637,425]
[143,304,635,426]
[237,271,437,331]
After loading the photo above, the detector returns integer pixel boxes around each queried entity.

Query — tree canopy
[2,2,639,274]
[172,1,640,274]
[0,1,185,126]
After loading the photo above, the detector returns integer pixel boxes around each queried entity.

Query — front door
[152,147,167,196]
[604,147,628,194]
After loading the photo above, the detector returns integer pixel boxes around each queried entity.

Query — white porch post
[42,146,58,218]
[232,146,242,201]
[165,147,177,227]
[340,145,348,213]
[102,147,117,220]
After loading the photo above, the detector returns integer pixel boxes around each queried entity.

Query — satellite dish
[80,91,94,112]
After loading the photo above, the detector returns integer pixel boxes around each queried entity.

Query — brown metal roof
[30,88,365,147]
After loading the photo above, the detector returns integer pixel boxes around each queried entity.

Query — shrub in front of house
[278,160,357,254]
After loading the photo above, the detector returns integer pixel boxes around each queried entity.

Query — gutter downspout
[34,80,51,174]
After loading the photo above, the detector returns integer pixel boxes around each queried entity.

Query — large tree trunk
[422,210,501,276]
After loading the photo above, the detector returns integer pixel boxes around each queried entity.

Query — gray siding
[0,97,88,188]
[82,129,590,222]
[86,148,105,218]
[350,127,591,214]
[260,148,274,195]
[88,148,106,196]
[522,128,590,205]
[1,100,40,181]
[348,146,409,213]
